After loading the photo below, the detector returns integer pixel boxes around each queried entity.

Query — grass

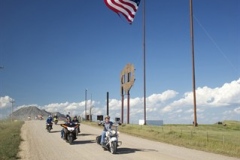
[83,120,240,158]
[0,119,24,160]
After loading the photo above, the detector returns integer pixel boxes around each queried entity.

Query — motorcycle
[46,123,53,133]
[60,123,78,145]
[96,123,122,154]
[54,117,58,125]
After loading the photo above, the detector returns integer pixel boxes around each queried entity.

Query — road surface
[18,120,239,160]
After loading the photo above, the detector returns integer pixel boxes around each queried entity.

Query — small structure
[139,120,163,126]
[97,115,103,121]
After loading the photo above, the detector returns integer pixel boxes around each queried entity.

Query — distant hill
[11,106,65,121]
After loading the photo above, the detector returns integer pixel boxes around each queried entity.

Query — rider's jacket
[102,121,113,131]
[72,119,79,123]
[66,115,71,121]
[46,117,53,124]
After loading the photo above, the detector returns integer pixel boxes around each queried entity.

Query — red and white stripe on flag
[104,0,141,24]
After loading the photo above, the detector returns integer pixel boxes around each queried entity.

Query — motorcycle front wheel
[68,135,73,145]
[110,141,117,154]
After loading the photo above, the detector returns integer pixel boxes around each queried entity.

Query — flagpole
[190,0,197,127]
[143,0,146,125]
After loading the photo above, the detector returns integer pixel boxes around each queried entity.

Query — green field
[84,120,240,158]
[0,119,24,160]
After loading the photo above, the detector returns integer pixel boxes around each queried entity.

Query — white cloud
[161,78,240,114]
[234,107,240,114]
[1,78,240,123]
[147,90,178,104]
[0,96,14,109]
[194,79,240,107]
[176,109,183,113]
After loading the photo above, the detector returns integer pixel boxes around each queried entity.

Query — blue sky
[0,0,239,124]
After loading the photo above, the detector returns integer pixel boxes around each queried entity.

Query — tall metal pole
[190,0,197,127]
[127,90,130,124]
[0,66,3,119]
[143,0,146,125]
[10,99,15,122]
[85,89,87,120]
[90,93,92,121]
[0,66,3,95]
[106,92,109,116]
[121,90,124,124]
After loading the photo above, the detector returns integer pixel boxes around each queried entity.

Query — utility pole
[85,89,87,120]
[106,92,109,116]
[0,66,3,119]
[142,0,146,125]
[90,93,94,122]
[190,0,198,127]
[10,99,15,122]
[0,66,3,94]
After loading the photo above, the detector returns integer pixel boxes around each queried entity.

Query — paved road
[18,120,239,160]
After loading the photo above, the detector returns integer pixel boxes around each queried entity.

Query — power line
[194,15,238,74]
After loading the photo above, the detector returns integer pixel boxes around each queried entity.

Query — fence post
[163,129,165,139]
[222,134,224,145]
[207,132,208,142]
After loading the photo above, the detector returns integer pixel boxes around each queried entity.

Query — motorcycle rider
[61,117,77,141]
[46,115,53,129]
[53,113,58,120]
[66,114,71,121]
[100,115,113,147]
[72,116,80,133]
[61,117,71,139]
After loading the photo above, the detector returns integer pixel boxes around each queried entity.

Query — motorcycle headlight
[67,127,75,132]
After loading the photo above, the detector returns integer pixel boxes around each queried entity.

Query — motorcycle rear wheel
[96,136,101,144]
[47,127,51,133]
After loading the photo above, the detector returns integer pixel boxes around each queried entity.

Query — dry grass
[0,119,24,160]
[83,120,240,158]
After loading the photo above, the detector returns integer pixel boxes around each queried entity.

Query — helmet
[105,115,110,119]
[48,115,52,118]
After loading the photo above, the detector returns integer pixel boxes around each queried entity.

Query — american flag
[104,0,141,24]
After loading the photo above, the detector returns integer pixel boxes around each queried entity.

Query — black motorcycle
[46,123,53,133]
[60,123,78,145]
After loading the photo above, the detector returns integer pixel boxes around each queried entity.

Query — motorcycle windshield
[66,123,77,127]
